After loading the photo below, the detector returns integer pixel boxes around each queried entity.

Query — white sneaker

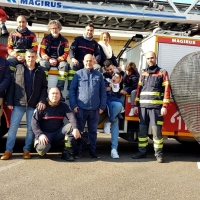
[111,149,119,159]
[129,108,134,116]
[104,121,111,134]
[121,106,125,113]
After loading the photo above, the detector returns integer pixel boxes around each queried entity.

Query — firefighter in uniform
[7,15,38,72]
[39,20,69,102]
[132,51,170,163]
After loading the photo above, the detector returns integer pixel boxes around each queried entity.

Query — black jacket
[69,36,101,64]
[0,57,11,98]
[6,63,48,108]
[99,45,118,67]
[32,101,78,139]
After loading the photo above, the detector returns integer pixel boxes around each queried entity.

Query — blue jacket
[0,57,11,98]
[70,68,107,111]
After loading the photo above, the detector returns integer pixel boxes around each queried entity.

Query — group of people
[0,14,170,163]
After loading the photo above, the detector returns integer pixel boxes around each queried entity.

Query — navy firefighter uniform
[134,65,170,158]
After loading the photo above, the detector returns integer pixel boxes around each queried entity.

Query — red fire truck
[0,34,198,144]
[122,32,200,143]
[1,0,200,143]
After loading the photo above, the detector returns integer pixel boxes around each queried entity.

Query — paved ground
[0,130,200,200]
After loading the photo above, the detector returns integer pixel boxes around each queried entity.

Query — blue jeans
[109,101,122,150]
[107,96,123,122]
[6,106,35,152]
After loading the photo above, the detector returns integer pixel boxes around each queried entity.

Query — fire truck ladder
[1,0,200,34]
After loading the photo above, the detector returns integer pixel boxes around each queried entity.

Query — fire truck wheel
[0,113,9,138]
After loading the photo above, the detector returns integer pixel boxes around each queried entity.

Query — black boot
[61,150,74,161]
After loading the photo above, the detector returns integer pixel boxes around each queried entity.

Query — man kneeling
[31,87,81,161]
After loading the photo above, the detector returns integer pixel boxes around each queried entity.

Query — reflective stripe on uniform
[153,138,163,148]
[58,76,66,81]
[140,91,160,96]
[163,99,170,103]
[140,100,163,104]
[59,57,64,61]
[138,81,142,86]
[138,137,148,147]
[10,66,16,71]
[162,81,170,86]
[139,142,148,147]
[58,71,68,76]
[64,136,71,148]
[8,41,14,45]
[135,97,140,102]
[157,121,163,125]
[138,137,148,142]
[40,45,46,49]
[32,42,38,46]
[153,143,163,148]
[64,48,69,52]
[68,70,76,75]
[44,71,48,75]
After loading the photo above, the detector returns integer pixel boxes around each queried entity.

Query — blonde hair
[100,32,111,41]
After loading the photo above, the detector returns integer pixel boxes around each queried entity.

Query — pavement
[0,130,200,200]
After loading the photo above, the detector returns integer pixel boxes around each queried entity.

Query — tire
[0,113,9,138]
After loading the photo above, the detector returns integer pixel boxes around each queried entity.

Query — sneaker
[89,151,100,158]
[111,149,119,159]
[129,108,134,116]
[104,121,111,134]
[1,150,12,160]
[23,150,31,159]
[61,151,75,162]
[132,152,146,159]
[156,156,164,163]
[121,106,125,113]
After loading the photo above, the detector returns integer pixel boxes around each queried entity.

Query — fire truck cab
[122,32,200,143]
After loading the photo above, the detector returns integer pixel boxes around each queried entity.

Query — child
[120,62,139,116]
[106,72,124,122]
